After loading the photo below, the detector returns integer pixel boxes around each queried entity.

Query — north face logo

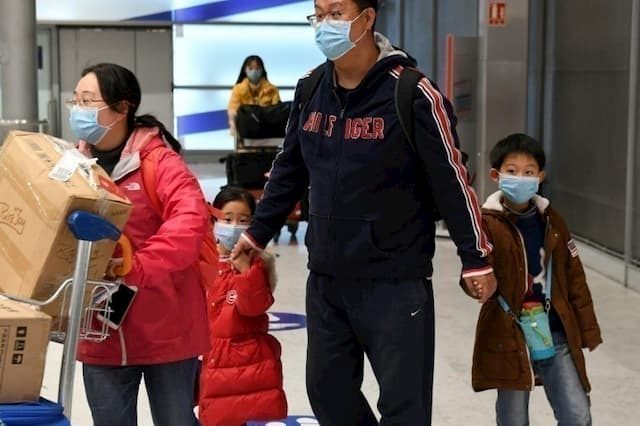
[124,182,141,191]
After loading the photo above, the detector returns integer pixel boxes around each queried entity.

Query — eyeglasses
[64,98,106,108]
[306,7,368,27]
[306,10,347,27]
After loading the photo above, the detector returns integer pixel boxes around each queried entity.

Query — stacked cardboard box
[0,299,51,402]
[0,131,132,331]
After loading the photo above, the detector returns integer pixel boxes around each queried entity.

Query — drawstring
[522,309,553,347]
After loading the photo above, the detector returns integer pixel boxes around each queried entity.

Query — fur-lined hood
[258,250,278,293]
[482,190,550,214]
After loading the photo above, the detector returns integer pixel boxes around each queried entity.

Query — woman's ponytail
[135,114,182,154]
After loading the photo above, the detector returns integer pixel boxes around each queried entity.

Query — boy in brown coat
[472,133,602,425]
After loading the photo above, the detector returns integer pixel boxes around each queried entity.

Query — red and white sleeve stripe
[416,77,491,257]
[389,65,491,258]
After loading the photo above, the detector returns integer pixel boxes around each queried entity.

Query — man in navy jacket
[233,0,497,424]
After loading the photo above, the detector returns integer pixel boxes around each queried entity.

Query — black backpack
[297,65,471,221]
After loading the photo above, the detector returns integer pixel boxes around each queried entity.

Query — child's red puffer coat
[198,253,287,426]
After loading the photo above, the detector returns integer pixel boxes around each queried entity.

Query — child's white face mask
[214,222,249,251]
[499,174,540,204]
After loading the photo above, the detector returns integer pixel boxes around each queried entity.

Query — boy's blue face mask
[499,174,540,204]
[214,222,249,251]
[313,10,368,61]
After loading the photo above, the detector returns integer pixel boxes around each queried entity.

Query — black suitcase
[225,150,279,189]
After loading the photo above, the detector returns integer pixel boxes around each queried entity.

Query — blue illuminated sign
[268,312,306,331]
[248,415,318,426]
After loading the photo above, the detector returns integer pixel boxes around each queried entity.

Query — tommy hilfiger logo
[303,112,385,141]
[0,202,26,235]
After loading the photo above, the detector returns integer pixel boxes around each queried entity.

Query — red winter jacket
[198,254,287,426]
[77,127,210,366]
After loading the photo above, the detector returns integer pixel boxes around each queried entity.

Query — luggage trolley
[0,210,132,422]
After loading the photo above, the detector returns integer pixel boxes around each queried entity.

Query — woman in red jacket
[199,186,287,426]
[69,63,210,426]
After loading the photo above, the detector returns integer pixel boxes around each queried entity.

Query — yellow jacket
[228,77,280,119]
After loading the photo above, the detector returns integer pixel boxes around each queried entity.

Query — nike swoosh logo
[411,308,422,317]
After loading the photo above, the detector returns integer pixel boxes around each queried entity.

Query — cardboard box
[0,299,51,402]
[0,131,132,330]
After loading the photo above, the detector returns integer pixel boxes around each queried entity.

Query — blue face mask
[69,105,119,146]
[314,10,368,61]
[499,174,540,204]
[246,69,263,84]
[214,222,249,251]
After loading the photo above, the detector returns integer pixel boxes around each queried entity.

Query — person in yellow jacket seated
[228,55,281,136]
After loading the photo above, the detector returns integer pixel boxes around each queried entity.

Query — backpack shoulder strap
[298,65,325,112]
[140,147,164,217]
[394,67,424,153]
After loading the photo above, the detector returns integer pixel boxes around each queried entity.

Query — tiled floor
[39,162,640,425]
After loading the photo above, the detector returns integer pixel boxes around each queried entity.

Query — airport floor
[40,161,640,425]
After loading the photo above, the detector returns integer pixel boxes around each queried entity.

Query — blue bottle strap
[497,295,510,312]
[497,295,520,324]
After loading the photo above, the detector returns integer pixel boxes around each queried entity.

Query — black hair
[490,133,546,171]
[213,186,256,216]
[235,55,268,85]
[353,0,378,30]
[354,0,378,11]
[81,63,182,154]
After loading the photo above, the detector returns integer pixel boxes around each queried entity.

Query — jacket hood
[323,32,417,92]
[483,190,550,214]
[375,32,413,63]
[79,127,170,181]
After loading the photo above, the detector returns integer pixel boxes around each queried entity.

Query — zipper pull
[340,109,345,119]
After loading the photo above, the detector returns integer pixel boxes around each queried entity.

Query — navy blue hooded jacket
[244,34,492,279]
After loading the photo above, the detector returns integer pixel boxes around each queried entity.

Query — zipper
[543,215,552,312]
[523,344,535,391]
[118,327,128,366]
[506,219,535,388]
[330,88,347,265]
[507,221,529,298]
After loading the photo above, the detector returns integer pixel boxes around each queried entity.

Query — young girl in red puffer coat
[198,186,287,426]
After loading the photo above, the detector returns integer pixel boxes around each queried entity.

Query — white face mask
[214,221,249,251]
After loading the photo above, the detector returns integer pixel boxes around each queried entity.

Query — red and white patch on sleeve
[567,238,579,258]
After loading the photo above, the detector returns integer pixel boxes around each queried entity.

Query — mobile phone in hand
[96,284,138,330]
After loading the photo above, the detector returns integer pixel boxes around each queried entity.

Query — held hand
[230,235,256,261]
[463,271,497,304]
[231,251,252,273]
[105,257,124,280]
